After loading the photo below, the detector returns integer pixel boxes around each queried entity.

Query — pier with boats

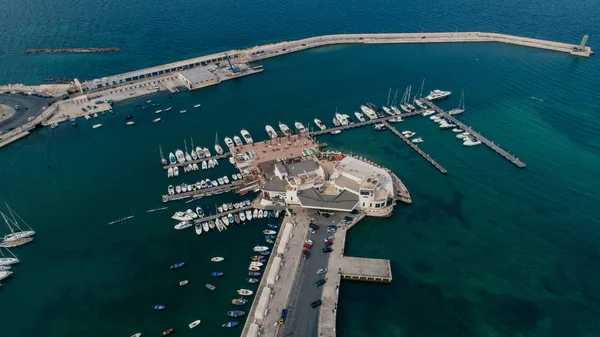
[0,203,35,286]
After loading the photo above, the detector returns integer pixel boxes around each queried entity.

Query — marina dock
[162,152,231,169]
[162,180,245,203]
[382,120,448,174]
[309,110,422,136]
[423,99,526,168]
[190,204,252,223]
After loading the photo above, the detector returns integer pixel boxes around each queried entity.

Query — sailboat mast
[190,137,194,149]
[159,145,164,158]
[215,133,219,145]
[387,88,391,106]
[1,212,15,234]
[392,89,398,106]
[419,79,425,99]
[184,139,188,153]
[461,89,465,109]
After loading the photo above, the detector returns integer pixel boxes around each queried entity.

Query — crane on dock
[224,53,240,73]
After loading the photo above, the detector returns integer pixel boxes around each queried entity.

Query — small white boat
[202,160,207,170]
[189,320,201,329]
[218,206,223,213]
[313,118,326,131]
[192,163,199,170]
[223,176,230,184]
[236,173,242,180]
[263,230,276,235]
[239,211,246,222]
[452,128,463,133]
[233,136,243,147]
[167,167,174,178]
[250,261,263,267]
[186,209,198,219]
[330,130,341,135]
[195,223,202,235]
[173,166,179,176]
[191,150,198,160]
[155,110,163,114]
[388,116,403,123]
[164,107,172,112]
[218,177,224,185]
[265,125,277,139]
[211,257,225,262]
[153,118,161,123]
[456,132,470,139]
[223,203,229,211]
[174,221,192,230]
[180,280,189,286]
[246,210,252,220]
[463,137,482,146]
[253,209,258,218]
[222,216,230,226]
[180,110,187,113]
[354,112,366,122]
[176,185,182,193]
[421,110,436,117]
[237,289,254,296]
[92,124,102,129]
[93,113,98,118]
[215,144,224,155]
[130,333,142,337]
[411,137,424,143]
[240,129,253,144]
[194,104,201,108]
[258,210,264,218]
[224,137,234,148]
[253,246,269,252]
[202,222,209,232]
[295,122,306,133]
[126,121,135,126]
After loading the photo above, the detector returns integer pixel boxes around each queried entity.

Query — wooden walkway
[423,99,526,168]
[162,152,231,169]
[309,110,422,136]
[383,120,448,174]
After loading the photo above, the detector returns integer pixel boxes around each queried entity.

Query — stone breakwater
[24,47,119,54]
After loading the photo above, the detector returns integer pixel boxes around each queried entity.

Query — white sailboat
[449,89,465,115]
[413,79,429,109]
[1,204,35,243]
[0,247,19,266]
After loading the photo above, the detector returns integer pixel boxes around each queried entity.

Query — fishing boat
[222,321,240,328]
[170,262,185,270]
[205,283,216,290]
[239,211,246,222]
[153,118,161,123]
[426,89,451,101]
[295,122,306,134]
[174,221,192,230]
[231,298,248,306]
[189,320,201,329]
[224,137,234,148]
[250,261,263,267]
[160,328,174,336]
[180,110,186,113]
[196,206,204,218]
[194,104,201,108]
[92,123,102,129]
[0,247,19,266]
[186,209,198,219]
[195,223,203,235]
[1,205,35,243]
[253,246,269,252]
[260,250,271,256]
[233,136,243,147]
[211,257,225,262]
[228,311,246,318]
[248,271,261,277]
[248,266,260,271]
[227,213,235,224]
[267,223,278,229]
[240,129,253,144]
[179,280,189,286]
[246,278,259,283]
[246,210,252,220]
[223,176,230,184]
[265,125,277,139]
[237,289,253,296]
[202,222,209,232]
[263,230,276,235]
[211,271,224,277]
[153,304,166,310]
[107,215,134,225]
[258,210,264,218]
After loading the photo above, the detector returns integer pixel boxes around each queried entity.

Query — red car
[302,249,310,258]
[324,240,333,247]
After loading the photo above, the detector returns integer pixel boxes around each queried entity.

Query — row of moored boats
[0,204,35,286]
[167,173,242,195]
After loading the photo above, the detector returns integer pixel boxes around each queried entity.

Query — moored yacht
[456,132,470,139]
[313,119,326,131]
[294,122,306,134]
[388,116,403,123]
[175,150,185,163]
[360,105,378,120]
[1,205,35,243]
[265,125,277,139]
[426,89,451,101]
[463,136,482,146]
[240,129,253,144]
[449,89,465,115]
[169,152,177,164]
[233,136,243,147]
[421,110,436,117]
[382,106,395,116]
[278,122,291,135]
[354,112,365,122]
[224,137,234,148]
[195,146,205,159]
[335,113,348,126]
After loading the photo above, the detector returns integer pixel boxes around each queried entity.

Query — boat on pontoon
[233,136,243,147]
[314,119,326,131]
[1,205,35,244]
[449,89,465,115]
[463,136,482,146]
[266,125,277,139]
[295,122,306,133]
[278,122,291,135]
[224,137,234,148]
[426,89,451,101]
[354,112,366,122]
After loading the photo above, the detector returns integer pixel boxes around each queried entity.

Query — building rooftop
[285,160,320,176]
[335,157,394,195]
[334,175,360,193]
[179,67,216,83]
[296,188,359,211]
[263,177,288,192]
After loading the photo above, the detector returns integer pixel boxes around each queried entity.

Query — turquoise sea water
[1,1,600,337]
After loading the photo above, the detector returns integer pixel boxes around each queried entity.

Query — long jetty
[309,110,422,136]
[382,120,448,174]
[162,180,244,203]
[423,99,526,168]
[24,47,119,54]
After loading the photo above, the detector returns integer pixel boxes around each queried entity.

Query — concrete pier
[382,120,448,174]
[423,99,526,168]
[161,180,244,203]
[309,110,422,136]
[162,152,231,169]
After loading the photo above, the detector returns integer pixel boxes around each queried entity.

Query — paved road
[280,211,345,337]
[0,93,52,131]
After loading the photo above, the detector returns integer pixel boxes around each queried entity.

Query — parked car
[305,239,314,246]
[344,216,354,222]
[324,236,334,242]
[324,240,333,247]
[302,249,310,258]
[315,279,327,287]
[309,223,320,230]
[316,267,328,275]
[309,227,316,234]
[322,247,333,253]
[279,308,288,324]
[310,300,323,308]
[327,226,337,233]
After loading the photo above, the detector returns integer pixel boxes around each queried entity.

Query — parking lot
[279,211,352,337]
[0,93,52,131]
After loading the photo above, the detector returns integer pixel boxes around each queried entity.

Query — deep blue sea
[1,1,600,337]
